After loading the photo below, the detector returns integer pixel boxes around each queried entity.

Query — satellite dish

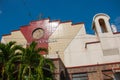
[111,24,117,33]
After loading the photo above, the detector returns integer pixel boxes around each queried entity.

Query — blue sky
[0,0,120,39]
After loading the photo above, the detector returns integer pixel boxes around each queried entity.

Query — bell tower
[92,13,112,35]
[92,13,118,57]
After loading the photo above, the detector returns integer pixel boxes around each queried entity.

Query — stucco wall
[64,31,120,67]
[1,30,27,48]
[64,13,120,67]
[64,25,101,67]
[48,22,84,61]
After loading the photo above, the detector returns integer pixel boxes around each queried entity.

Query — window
[72,73,88,80]
[60,71,66,80]
[113,72,120,80]
[99,19,108,33]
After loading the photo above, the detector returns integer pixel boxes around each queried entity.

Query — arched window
[43,65,53,79]
[99,19,108,33]
[72,72,88,80]
[60,71,66,80]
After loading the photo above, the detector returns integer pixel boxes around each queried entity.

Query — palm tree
[18,41,54,80]
[0,41,23,80]
[36,55,54,80]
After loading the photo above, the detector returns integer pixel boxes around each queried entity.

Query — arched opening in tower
[99,19,108,33]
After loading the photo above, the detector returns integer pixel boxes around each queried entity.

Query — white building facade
[64,13,120,67]
[48,13,120,80]
[1,13,120,80]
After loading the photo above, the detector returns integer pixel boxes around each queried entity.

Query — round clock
[32,28,44,39]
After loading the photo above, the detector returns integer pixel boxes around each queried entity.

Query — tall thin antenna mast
[37,13,44,20]
[22,0,33,20]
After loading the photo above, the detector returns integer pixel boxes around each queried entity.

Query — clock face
[32,28,44,39]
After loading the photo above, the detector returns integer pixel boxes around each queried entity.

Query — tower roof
[92,13,110,29]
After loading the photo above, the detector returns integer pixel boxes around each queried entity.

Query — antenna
[22,0,33,20]
[37,13,44,20]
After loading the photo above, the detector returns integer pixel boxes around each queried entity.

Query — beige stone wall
[1,34,11,43]
[1,30,27,48]
[48,22,83,62]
